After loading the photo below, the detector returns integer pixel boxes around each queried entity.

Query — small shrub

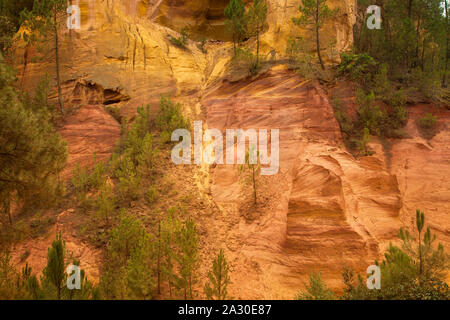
[145,186,158,204]
[337,53,377,85]
[115,155,141,204]
[155,95,190,143]
[89,154,107,190]
[417,113,438,139]
[418,113,437,130]
[137,133,159,177]
[72,163,90,203]
[198,37,207,53]
[96,183,116,227]
[356,89,385,136]
[286,37,317,79]
[169,27,189,48]
[232,47,262,77]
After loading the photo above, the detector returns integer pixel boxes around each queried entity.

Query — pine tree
[225,0,247,54]
[295,272,335,300]
[161,208,181,297]
[248,0,268,66]
[204,249,231,300]
[292,0,339,70]
[41,232,67,300]
[175,217,199,300]
[126,232,156,300]
[0,54,67,226]
[21,0,67,113]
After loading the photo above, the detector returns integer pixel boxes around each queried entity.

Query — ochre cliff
[13,0,449,299]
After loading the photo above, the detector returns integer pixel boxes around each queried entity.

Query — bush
[418,113,437,130]
[72,163,90,203]
[286,37,317,79]
[356,89,385,136]
[337,53,377,85]
[96,183,116,227]
[115,155,141,204]
[169,27,189,49]
[417,113,438,140]
[137,133,159,177]
[145,186,158,204]
[331,98,354,137]
[232,47,261,76]
[89,155,107,190]
[155,95,190,143]
[295,272,335,300]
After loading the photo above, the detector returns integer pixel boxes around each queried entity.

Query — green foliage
[41,232,67,300]
[0,54,67,226]
[417,113,438,139]
[337,53,377,85]
[159,208,182,297]
[331,97,354,137]
[71,154,107,208]
[247,0,268,65]
[295,272,335,300]
[155,95,190,143]
[115,155,141,204]
[0,0,34,54]
[175,218,199,300]
[198,37,207,53]
[204,249,231,300]
[356,127,371,157]
[342,210,449,300]
[169,27,189,49]
[231,47,261,76]
[286,37,317,79]
[126,231,156,300]
[145,186,158,205]
[100,214,151,299]
[356,89,384,136]
[225,0,247,53]
[292,0,339,70]
[418,113,437,130]
[72,163,90,205]
[96,183,116,227]
[21,0,68,113]
[137,133,159,177]
[354,0,448,100]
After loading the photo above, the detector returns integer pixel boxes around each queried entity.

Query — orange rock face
[200,67,409,298]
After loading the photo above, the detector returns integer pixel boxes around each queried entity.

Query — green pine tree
[204,249,231,300]
[225,0,248,54]
[41,232,67,300]
[295,272,335,300]
[0,54,67,227]
[292,0,339,70]
[248,0,268,66]
[175,217,199,300]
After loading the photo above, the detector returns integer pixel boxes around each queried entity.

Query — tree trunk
[443,0,449,88]
[54,8,64,114]
[315,0,325,70]
[256,27,260,66]
[408,0,413,19]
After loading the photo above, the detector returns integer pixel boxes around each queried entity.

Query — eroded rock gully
[12,0,449,299]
